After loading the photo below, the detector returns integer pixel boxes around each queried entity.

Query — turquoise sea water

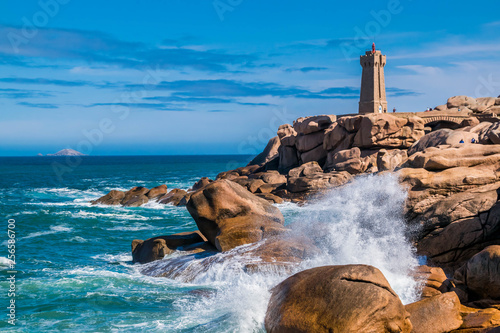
[0,155,420,332]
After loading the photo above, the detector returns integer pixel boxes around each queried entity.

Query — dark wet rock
[132,231,208,263]
[91,190,125,205]
[121,186,150,205]
[146,184,168,199]
[158,189,190,206]
[122,194,149,207]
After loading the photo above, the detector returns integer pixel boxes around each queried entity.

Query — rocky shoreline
[93,95,500,332]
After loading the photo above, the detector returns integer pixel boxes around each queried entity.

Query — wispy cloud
[17,101,59,109]
[128,79,420,100]
[86,102,193,111]
[285,66,329,73]
[0,77,90,87]
[0,24,257,72]
[0,88,54,99]
[484,20,500,27]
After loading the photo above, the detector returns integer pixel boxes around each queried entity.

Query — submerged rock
[264,265,412,333]
[121,186,150,206]
[131,231,208,264]
[140,234,319,281]
[158,189,190,206]
[91,190,125,205]
[145,184,168,199]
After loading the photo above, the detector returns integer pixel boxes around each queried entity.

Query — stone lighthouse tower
[359,43,387,114]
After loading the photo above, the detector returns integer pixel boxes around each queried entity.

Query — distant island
[46,149,86,156]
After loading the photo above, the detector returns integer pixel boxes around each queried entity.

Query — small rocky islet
[93,94,500,332]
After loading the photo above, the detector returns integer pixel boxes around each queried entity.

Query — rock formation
[264,265,412,333]
[186,179,286,251]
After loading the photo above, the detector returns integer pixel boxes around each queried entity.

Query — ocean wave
[22,225,73,239]
[91,252,133,263]
[69,236,89,243]
[105,224,156,231]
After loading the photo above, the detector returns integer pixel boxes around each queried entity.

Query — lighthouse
[359,43,387,114]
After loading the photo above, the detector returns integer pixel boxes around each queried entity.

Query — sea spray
[292,173,420,304]
[147,173,420,332]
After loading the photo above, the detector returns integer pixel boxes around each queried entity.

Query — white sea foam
[0,257,15,266]
[92,252,133,262]
[105,224,156,231]
[69,236,89,243]
[23,225,73,239]
[147,173,419,332]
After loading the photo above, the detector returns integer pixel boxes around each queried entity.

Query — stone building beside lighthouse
[359,43,387,114]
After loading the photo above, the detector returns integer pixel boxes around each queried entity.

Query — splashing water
[155,173,420,332]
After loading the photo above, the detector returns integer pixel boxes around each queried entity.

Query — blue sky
[1,0,499,156]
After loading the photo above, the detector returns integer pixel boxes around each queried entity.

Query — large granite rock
[323,122,350,151]
[454,246,500,300]
[299,144,327,165]
[448,96,478,110]
[146,184,168,199]
[456,306,500,332]
[158,189,190,206]
[295,131,324,153]
[287,171,351,193]
[278,145,299,174]
[278,124,297,147]
[121,186,149,205]
[479,122,500,144]
[288,161,323,178]
[408,129,478,155]
[264,265,412,333]
[400,145,500,266]
[293,115,336,135]
[248,136,280,166]
[122,194,149,207]
[404,145,500,170]
[186,179,286,251]
[338,115,363,132]
[476,97,497,112]
[191,177,213,191]
[377,149,408,172]
[412,265,450,299]
[324,147,371,174]
[405,292,463,333]
[91,190,125,205]
[353,114,425,149]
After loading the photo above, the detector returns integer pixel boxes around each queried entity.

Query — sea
[0,155,421,332]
